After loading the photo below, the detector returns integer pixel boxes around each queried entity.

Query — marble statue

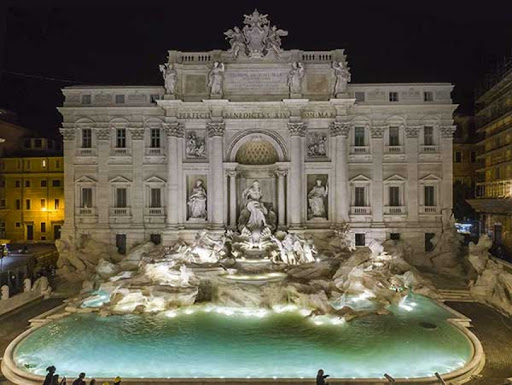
[159,63,177,95]
[308,179,328,219]
[188,180,207,219]
[224,26,245,59]
[308,133,327,157]
[287,62,304,95]
[238,180,277,240]
[186,132,206,158]
[264,25,288,56]
[208,62,225,96]
[332,61,351,95]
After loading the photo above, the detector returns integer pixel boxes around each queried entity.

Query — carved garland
[405,126,422,139]
[59,128,76,141]
[330,122,349,137]
[440,125,456,138]
[163,123,184,138]
[130,128,145,141]
[207,121,226,137]
[287,121,306,137]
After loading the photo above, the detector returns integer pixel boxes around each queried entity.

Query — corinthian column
[331,122,349,224]
[207,121,225,229]
[275,169,287,229]
[288,121,305,229]
[164,122,183,229]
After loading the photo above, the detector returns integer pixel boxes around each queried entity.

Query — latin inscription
[224,71,289,93]
[177,111,336,119]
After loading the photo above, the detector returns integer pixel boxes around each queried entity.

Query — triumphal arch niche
[60,9,456,252]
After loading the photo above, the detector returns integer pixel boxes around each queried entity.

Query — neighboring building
[58,11,457,259]
[469,58,512,252]
[0,137,64,242]
[0,110,33,157]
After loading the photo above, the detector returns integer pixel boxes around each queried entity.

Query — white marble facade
[59,11,457,256]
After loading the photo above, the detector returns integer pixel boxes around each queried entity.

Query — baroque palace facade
[59,11,456,256]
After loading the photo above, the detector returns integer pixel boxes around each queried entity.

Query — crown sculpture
[224,9,289,59]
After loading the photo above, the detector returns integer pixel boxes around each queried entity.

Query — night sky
[1,0,512,138]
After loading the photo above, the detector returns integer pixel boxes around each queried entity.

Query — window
[16,199,21,210]
[41,180,47,187]
[24,139,31,148]
[81,188,93,208]
[471,152,476,163]
[495,168,501,179]
[34,139,42,148]
[389,186,400,206]
[0,180,4,188]
[42,159,47,168]
[41,222,46,233]
[52,180,61,187]
[150,234,162,245]
[15,222,21,228]
[389,127,400,146]
[424,186,435,206]
[54,199,60,210]
[56,160,61,168]
[0,199,5,208]
[16,160,21,169]
[390,233,400,240]
[48,140,54,149]
[355,92,365,102]
[115,94,125,104]
[389,92,399,102]
[150,188,162,208]
[150,129,161,148]
[41,236,46,241]
[26,199,31,210]
[425,233,435,252]
[41,199,46,210]
[15,180,21,188]
[81,95,91,105]
[424,126,434,145]
[25,160,31,170]
[116,188,127,208]
[454,151,462,163]
[82,129,92,148]
[354,127,365,146]
[116,129,126,148]
[355,233,365,246]
[354,186,366,206]
[25,180,30,188]
[424,91,434,102]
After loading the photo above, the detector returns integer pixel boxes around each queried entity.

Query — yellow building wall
[0,156,64,242]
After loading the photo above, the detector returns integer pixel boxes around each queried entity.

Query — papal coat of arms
[224,10,288,59]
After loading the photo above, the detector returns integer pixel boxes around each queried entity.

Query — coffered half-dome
[235,139,279,165]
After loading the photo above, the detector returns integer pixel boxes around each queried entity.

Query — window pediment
[110,176,132,184]
[419,174,441,183]
[75,175,97,184]
[145,176,166,184]
[350,174,372,183]
[384,174,406,182]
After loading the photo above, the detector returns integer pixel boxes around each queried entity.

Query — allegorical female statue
[287,62,305,95]
[332,61,351,95]
[208,62,225,96]
[159,63,177,95]
[188,179,207,219]
[241,180,268,230]
[308,179,328,219]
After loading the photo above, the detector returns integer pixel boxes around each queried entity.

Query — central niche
[235,140,279,165]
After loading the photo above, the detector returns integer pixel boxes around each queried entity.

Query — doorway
[54,225,61,240]
[116,234,127,255]
[26,224,34,241]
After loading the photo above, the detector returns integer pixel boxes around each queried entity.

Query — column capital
[287,121,306,137]
[330,121,349,137]
[226,170,237,178]
[207,121,226,137]
[370,125,385,139]
[405,125,421,138]
[275,169,288,178]
[95,128,110,141]
[59,128,75,141]
[163,122,184,138]
[130,128,145,140]
[440,125,457,138]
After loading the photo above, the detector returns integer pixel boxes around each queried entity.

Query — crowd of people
[43,367,121,385]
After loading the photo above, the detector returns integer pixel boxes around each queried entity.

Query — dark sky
[1,0,512,138]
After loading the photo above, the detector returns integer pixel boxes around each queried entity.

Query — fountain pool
[11,296,475,380]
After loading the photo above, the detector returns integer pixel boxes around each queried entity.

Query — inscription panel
[224,70,289,94]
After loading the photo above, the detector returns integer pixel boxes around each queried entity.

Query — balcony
[385,146,404,153]
[420,145,438,153]
[419,206,440,214]
[475,179,512,198]
[110,207,131,216]
[77,148,96,156]
[384,206,406,215]
[145,147,163,156]
[144,207,165,224]
[75,207,97,224]
[111,148,131,156]
[350,146,370,154]
[76,207,96,216]
[350,206,371,215]
[145,207,165,216]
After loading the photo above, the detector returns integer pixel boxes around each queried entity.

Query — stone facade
[58,12,456,260]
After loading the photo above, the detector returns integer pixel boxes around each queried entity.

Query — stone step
[438,289,474,302]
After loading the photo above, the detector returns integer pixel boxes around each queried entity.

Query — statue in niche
[186,132,206,158]
[159,63,177,95]
[332,61,351,95]
[287,62,304,95]
[208,62,225,96]
[238,180,277,240]
[224,26,245,59]
[187,179,207,219]
[308,133,327,157]
[308,179,328,219]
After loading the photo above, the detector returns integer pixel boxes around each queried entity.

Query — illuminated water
[14,296,472,379]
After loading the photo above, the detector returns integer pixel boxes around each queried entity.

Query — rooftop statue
[224,9,288,59]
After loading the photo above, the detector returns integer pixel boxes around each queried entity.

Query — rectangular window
[48,140,54,149]
[15,222,21,228]
[0,180,4,188]
[25,180,30,188]
[41,222,46,233]
[81,95,91,105]
[54,199,60,210]
[150,188,162,208]
[471,152,476,163]
[424,126,434,145]
[424,91,434,102]
[56,159,61,168]
[82,129,92,148]
[425,233,435,252]
[34,139,42,148]
[0,199,5,208]
[52,180,61,187]
[354,91,365,102]
[25,160,31,170]
[24,139,31,148]
[424,186,435,206]
[454,151,462,163]
[115,94,125,104]
[116,129,126,148]
[41,199,46,209]
[354,127,365,146]
[26,199,31,210]
[15,180,21,188]
[41,180,47,187]
[389,186,400,206]
[150,129,161,148]
[355,233,365,246]
[16,160,21,169]
[42,159,47,168]
[150,234,162,245]
[81,188,93,208]
[389,126,400,146]
[389,92,399,102]
[16,199,21,210]
[354,186,366,206]
[116,188,127,208]
[390,233,400,240]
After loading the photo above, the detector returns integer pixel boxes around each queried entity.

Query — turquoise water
[14,296,472,379]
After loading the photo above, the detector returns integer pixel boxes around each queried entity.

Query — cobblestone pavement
[448,302,512,385]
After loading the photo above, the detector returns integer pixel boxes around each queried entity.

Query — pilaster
[207,120,226,229]
[405,126,420,222]
[288,121,305,229]
[130,128,145,227]
[370,125,384,223]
